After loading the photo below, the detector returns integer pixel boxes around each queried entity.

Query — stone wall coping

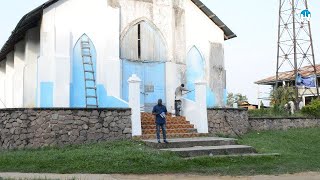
[249,117,319,120]
[0,108,131,111]
[207,108,248,111]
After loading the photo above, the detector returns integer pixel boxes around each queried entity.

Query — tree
[234,93,248,105]
[227,93,248,107]
[270,86,295,107]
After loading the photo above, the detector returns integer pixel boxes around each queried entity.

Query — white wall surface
[40,0,121,107]
[181,81,208,133]
[165,62,187,111]
[24,27,40,107]
[13,41,26,108]
[185,0,224,83]
[0,60,6,108]
[35,0,225,109]
[5,52,14,108]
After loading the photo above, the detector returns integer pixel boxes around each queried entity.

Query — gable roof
[0,0,236,61]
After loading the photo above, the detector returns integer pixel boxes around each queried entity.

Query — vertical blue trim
[224,89,227,106]
[206,87,216,108]
[40,82,53,107]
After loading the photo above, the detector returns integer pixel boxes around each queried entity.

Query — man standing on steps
[175,84,189,116]
[152,99,169,144]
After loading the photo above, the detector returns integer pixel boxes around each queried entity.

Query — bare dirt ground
[0,172,320,180]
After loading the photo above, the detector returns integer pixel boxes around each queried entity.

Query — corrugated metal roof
[255,65,320,85]
[0,0,236,61]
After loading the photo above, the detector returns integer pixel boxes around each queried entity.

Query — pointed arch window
[121,21,167,62]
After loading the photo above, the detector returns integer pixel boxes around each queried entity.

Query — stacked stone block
[207,108,250,136]
[0,108,131,150]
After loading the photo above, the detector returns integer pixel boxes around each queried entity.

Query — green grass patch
[0,128,320,175]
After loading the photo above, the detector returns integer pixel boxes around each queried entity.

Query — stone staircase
[141,113,200,139]
[141,113,272,158]
[144,137,259,158]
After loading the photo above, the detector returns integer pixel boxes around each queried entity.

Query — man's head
[181,84,185,87]
[158,99,163,106]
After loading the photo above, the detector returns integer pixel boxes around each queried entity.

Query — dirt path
[0,172,319,180]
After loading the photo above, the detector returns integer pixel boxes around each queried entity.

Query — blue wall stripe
[97,84,129,108]
[40,82,53,107]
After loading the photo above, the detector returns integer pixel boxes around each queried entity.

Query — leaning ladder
[81,38,99,108]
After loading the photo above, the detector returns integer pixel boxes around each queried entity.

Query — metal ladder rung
[81,38,98,108]
[86,96,97,98]
[86,87,97,90]
[82,41,90,44]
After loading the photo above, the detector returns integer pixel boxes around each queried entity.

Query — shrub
[301,99,320,118]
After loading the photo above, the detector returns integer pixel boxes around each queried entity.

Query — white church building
[0,0,236,111]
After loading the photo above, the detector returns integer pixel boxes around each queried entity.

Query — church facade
[0,0,236,111]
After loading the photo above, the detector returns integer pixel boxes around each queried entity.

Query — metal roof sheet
[255,65,320,85]
[0,0,236,61]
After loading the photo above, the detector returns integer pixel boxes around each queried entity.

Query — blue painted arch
[186,46,205,101]
[70,34,97,107]
[186,46,216,107]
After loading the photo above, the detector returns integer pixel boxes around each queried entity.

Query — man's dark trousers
[156,123,167,141]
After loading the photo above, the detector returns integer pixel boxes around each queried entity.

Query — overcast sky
[0,0,319,104]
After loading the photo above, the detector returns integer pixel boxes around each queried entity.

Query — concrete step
[141,133,202,139]
[142,124,195,129]
[142,120,191,125]
[141,113,187,121]
[161,145,257,157]
[142,128,197,134]
[144,137,238,149]
[185,153,281,159]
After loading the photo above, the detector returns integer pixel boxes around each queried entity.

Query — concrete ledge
[207,108,247,111]
[0,108,131,111]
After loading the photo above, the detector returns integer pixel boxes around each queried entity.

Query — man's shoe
[158,140,161,143]
[164,140,169,144]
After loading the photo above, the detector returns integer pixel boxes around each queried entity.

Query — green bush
[301,99,320,117]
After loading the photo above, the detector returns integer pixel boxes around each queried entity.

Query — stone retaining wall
[249,118,320,131]
[207,108,250,136]
[207,108,320,136]
[0,108,131,150]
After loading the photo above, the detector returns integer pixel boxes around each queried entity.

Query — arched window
[121,20,167,62]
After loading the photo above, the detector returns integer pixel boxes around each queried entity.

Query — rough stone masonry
[0,108,132,150]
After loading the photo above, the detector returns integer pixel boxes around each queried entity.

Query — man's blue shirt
[152,105,167,124]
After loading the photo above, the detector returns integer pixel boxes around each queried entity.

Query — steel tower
[276,0,319,104]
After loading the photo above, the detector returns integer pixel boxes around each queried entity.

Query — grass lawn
[0,128,319,176]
